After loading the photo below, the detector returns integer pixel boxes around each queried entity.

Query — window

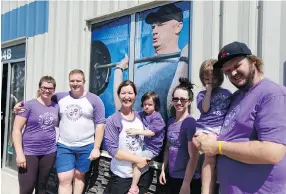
[90,1,192,120]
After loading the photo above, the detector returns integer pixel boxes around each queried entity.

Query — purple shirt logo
[65,104,83,121]
[211,93,230,116]
[168,132,180,148]
[125,134,143,153]
[220,104,240,136]
[38,112,57,130]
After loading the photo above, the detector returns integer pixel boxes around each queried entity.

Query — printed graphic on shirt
[210,93,231,116]
[125,134,143,153]
[38,112,58,130]
[220,104,240,135]
[168,132,180,148]
[65,104,83,121]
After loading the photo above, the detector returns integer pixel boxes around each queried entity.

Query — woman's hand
[117,54,129,70]
[159,170,167,185]
[179,181,190,194]
[125,128,140,135]
[13,101,25,114]
[16,152,26,169]
[136,157,150,169]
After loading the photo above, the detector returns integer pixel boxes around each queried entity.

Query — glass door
[3,61,25,170]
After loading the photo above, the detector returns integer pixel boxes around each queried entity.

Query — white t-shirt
[53,92,105,147]
[110,116,145,178]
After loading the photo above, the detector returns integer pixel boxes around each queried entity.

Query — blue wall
[1,1,49,42]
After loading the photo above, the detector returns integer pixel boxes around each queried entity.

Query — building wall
[2,0,285,118]
[1,0,286,193]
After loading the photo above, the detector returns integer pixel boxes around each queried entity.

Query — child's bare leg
[128,164,141,194]
[202,155,216,194]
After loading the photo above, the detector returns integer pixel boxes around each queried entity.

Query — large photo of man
[89,16,130,117]
[114,2,191,120]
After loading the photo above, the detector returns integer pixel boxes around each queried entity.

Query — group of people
[12,41,286,194]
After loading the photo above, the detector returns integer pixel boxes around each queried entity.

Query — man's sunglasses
[172,97,189,103]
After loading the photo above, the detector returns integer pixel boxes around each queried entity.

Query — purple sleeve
[255,95,286,145]
[104,116,120,157]
[51,92,69,104]
[148,112,166,134]
[183,117,197,141]
[196,91,205,113]
[87,93,106,124]
[17,101,31,118]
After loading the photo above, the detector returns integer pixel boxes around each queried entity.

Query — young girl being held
[196,59,232,194]
[126,91,166,194]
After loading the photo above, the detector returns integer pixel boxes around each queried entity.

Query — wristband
[218,141,223,155]
[115,66,123,72]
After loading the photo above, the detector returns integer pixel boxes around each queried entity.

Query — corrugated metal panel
[1,0,33,14]
[24,1,152,100]
[20,0,285,118]
[1,1,49,42]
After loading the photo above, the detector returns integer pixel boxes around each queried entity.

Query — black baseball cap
[213,41,252,69]
[145,4,183,24]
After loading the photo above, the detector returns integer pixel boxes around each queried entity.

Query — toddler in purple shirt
[196,59,232,194]
[125,91,165,194]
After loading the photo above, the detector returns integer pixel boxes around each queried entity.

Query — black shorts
[167,175,201,194]
[109,170,153,194]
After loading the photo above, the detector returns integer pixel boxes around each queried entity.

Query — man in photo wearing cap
[114,3,188,121]
[193,41,286,193]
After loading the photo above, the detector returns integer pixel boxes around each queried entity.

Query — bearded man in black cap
[193,41,286,194]
[114,3,189,121]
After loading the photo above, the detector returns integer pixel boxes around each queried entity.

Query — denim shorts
[56,143,93,173]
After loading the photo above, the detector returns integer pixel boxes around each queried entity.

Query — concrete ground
[1,168,19,194]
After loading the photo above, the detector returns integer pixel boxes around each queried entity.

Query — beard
[231,64,256,91]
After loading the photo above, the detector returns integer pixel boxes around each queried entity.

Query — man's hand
[193,133,218,156]
[88,148,101,161]
[125,128,140,136]
[117,54,129,70]
[179,181,190,194]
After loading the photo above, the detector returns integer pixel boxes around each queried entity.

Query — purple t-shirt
[217,78,286,194]
[167,115,199,179]
[196,87,232,129]
[17,99,59,155]
[138,111,166,155]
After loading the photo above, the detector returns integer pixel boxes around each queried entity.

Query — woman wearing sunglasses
[159,77,201,194]
[12,76,59,194]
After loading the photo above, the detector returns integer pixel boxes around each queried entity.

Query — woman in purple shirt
[159,77,201,194]
[104,80,152,194]
[12,76,59,194]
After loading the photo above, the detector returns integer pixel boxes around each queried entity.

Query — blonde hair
[69,69,85,82]
[199,59,224,87]
[246,55,264,73]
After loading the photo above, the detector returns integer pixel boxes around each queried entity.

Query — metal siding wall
[1,0,33,14]
[262,1,284,85]
[24,1,147,100]
[1,1,49,42]
[11,0,284,111]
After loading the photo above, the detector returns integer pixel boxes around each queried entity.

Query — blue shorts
[56,143,94,173]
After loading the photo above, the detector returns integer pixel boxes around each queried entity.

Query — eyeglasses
[172,97,189,103]
[40,87,55,91]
